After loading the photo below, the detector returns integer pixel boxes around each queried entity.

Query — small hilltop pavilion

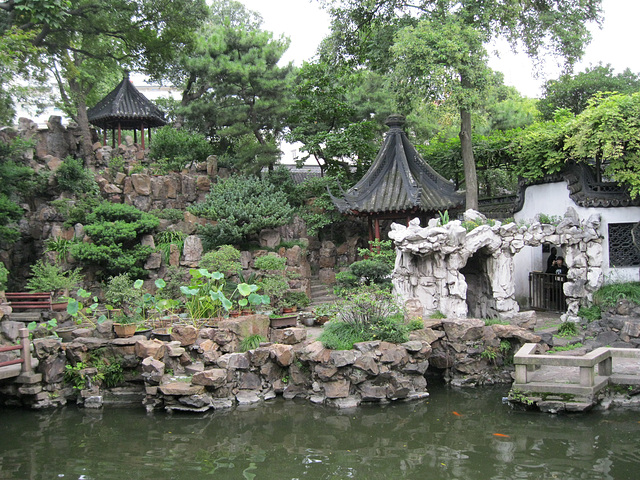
[330,114,464,243]
[87,72,167,149]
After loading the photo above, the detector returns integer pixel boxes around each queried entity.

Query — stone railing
[513,343,640,396]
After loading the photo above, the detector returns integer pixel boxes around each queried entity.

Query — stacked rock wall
[0,319,432,411]
[390,208,604,321]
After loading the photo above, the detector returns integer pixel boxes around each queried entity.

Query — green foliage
[292,175,349,237]
[548,342,584,353]
[256,275,288,310]
[557,322,579,337]
[287,61,382,178]
[25,260,83,294]
[200,245,242,277]
[332,286,402,327]
[104,274,144,312]
[350,259,393,286]
[65,288,107,326]
[0,263,8,290]
[577,305,602,322]
[148,208,185,222]
[254,254,287,272]
[334,271,359,295]
[484,318,509,326]
[318,321,367,350]
[51,196,102,229]
[283,291,310,309]
[54,156,98,195]
[461,217,496,232]
[539,65,640,120]
[239,334,267,352]
[408,318,423,330]
[180,269,267,320]
[0,137,34,244]
[593,282,640,307]
[44,236,76,263]
[536,213,562,225]
[336,239,395,294]
[27,319,58,339]
[70,202,159,278]
[563,92,640,199]
[429,311,447,319]
[189,175,294,248]
[155,230,187,265]
[176,15,294,173]
[65,354,124,390]
[319,313,410,350]
[149,127,213,173]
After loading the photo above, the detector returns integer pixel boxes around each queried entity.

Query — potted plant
[268,311,298,328]
[314,303,335,325]
[112,312,139,338]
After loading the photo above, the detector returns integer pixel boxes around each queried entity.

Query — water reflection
[1,383,639,479]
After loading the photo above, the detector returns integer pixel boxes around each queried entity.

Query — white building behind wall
[513,169,640,307]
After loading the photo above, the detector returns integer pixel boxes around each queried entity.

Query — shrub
[25,260,83,295]
[284,291,310,309]
[350,259,393,285]
[577,305,601,322]
[0,262,8,290]
[200,245,242,276]
[104,274,144,312]
[189,175,295,248]
[254,254,287,272]
[0,137,34,244]
[51,196,101,228]
[557,321,579,337]
[55,156,98,195]
[149,208,184,221]
[593,282,640,307]
[408,318,424,330]
[332,286,402,327]
[240,334,267,352]
[149,126,213,173]
[70,202,159,278]
[319,321,367,350]
[367,314,409,343]
[155,230,187,265]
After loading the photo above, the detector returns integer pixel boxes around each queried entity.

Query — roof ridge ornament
[385,114,406,131]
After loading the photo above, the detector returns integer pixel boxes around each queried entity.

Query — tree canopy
[318,0,603,209]
[538,64,640,120]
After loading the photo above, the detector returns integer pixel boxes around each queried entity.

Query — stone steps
[308,277,339,307]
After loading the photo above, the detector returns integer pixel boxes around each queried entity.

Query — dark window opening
[608,223,640,267]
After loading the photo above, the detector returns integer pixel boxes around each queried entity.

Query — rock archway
[390,209,603,321]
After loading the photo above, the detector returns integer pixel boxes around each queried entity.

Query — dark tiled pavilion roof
[331,114,464,215]
[87,73,167,130]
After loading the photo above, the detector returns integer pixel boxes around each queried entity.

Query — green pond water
[1,382,639,480]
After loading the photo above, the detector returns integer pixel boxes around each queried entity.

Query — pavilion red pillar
[141,122,145,149]
[117,123,122,146]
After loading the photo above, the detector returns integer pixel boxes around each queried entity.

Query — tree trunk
[459,107,478,210]
[69,78,95,163]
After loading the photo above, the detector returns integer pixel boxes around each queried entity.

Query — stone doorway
[460,249,496,318]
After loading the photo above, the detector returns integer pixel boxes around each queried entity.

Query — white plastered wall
[513,181,640,305]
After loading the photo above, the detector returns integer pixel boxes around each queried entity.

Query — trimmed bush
[189,175,295,248]
[70,202,159,278]
[149,126,213,173]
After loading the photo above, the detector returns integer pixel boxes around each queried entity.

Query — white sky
[241,0,640,98]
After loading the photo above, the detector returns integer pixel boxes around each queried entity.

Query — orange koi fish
[493,433,510,438]
[452,411,462,417]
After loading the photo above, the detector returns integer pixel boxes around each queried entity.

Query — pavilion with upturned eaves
[330,114,464,243]
[87,72,166,149]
